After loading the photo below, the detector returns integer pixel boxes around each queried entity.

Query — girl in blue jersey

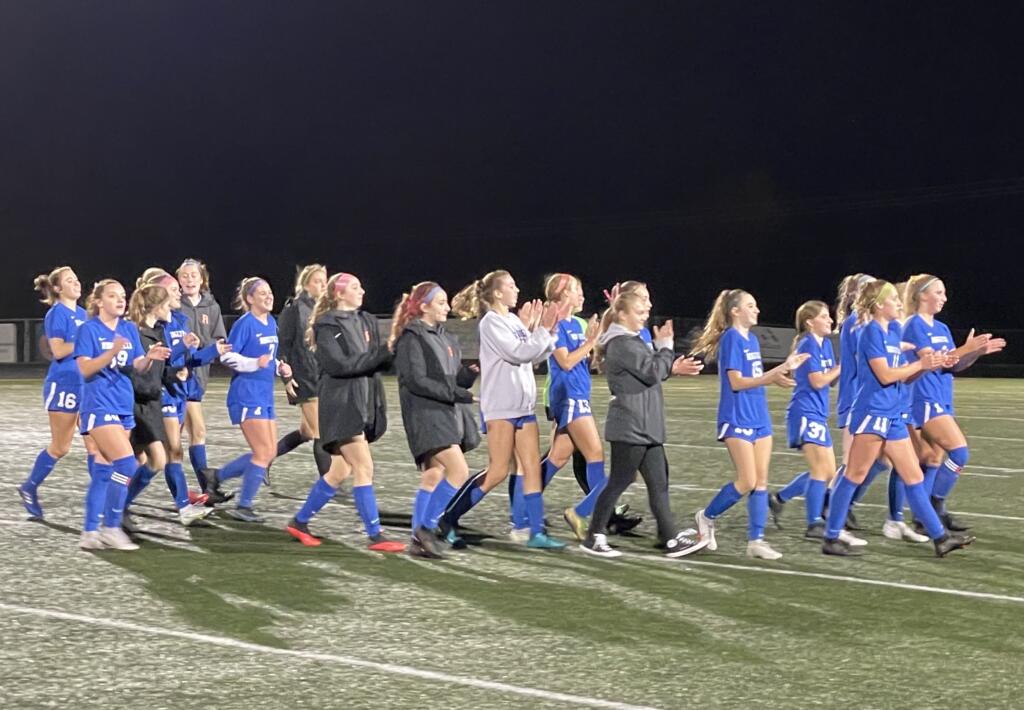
[206,277,292,522]
[18,267,90,519]
[820,280,973,557]
[75,279,170,550]
[902,273,1005,533]
[691,289,808,560]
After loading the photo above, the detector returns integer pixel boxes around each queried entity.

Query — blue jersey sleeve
[554,321,572,351]
[719,330,743,373]
[798,336,823,373]
[45,307,72,343]
[73,322,101,359]
[227,316,250,350]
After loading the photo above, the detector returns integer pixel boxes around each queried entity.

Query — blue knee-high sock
[853,460,888,503]
[25,449,59,490]
[525,491,545,536]
[824,475,859,540]
[778,471,810,502]
[126,464,156,507]
[188,444,208,476]
[887,470,906,521]
[541,458,561,490]
[84,461,112,532]
[805,478,827,525]
[295,477,337,524]
[411,488,431,531]
[425,479,458,530]
[747,490,768,541]
[933,447,969,500]
[238,461,266,509]
[104,456,137,529]
[443,471,487,527]
[510,475,528,528]
[352,484,382,537]
[830,464,847,491]
[705,482,743,519]
[905,481,945,539]
[574,461,607,517]
[166,462,189,509]
[922,464,940,496]
[219,453,252,482]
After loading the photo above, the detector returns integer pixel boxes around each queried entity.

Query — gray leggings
[587,441,677,542]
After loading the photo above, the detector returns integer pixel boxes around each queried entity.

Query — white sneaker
[695,509,717,551]
[580,533,622,558]
[838,529,868,547]
[99,525,139,551]
[179,503,213,526]
[746,538,783,560]
[121,513,141,533]
[665,531,709,558]
[79,530,105,550]
[882,519,929,543]
[508,526,531,543]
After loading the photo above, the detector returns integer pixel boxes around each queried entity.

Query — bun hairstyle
[451,270,510,319]
[791,300,828,352]
[389,281,443,348]
[233,277,269,313]
[177,258,212,293]
[294,263,327,297]
[128,283,170,324]
[34,266,74,305]
[85,279,122,317]
[854,280,898,322]
[688,289,749,361]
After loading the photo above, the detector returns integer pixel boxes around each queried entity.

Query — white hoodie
[478,310,555,421]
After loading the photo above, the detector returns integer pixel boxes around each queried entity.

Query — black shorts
[286,376,319,406]
[132,400,168,448]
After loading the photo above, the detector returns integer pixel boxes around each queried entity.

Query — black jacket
[277,291,320,396]
[394,319,479,462]
[314,309,392,449]
[131,322,178,403]
[600,324,675,445]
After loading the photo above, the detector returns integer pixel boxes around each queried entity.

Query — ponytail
[128,284,170,325]
[34,266,74,306]
[451,270,509,319]
[689,289,747,361]
[388,281,440,349]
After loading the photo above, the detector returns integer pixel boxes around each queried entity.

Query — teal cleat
[526,532,567,550]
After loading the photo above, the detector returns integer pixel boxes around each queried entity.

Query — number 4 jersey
[73,317,145,416]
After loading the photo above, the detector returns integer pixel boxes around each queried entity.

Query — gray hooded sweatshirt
[599,323,675,445]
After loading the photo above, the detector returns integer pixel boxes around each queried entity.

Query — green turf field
[2,376,1022,710]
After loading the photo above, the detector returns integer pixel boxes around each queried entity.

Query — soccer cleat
[438,518,467,549]
[768,493,785,528]
[838,529,868,547]
[408,529,444,559]
[187,490,210,506]
[508,526,531,543]
[225,506,264,523]
[99,526,140,551]
[580,533,622,558]
[17,485,43,519]
[367,533,407,553]
[203,470,234,505]
[286,518,322,547]
[940,511,971,532]
[179,503,213,526]
[746,538,783,560]
[665,531,709,558]
[822,537,861,557]
[934,532,975,558]
[804,521,825,539]
[79,530,105,550]
[694,509,717,551]
[563,507,587,541]
[607,510,643,535]
[526,532,567,550]
[844,508,864,531]
[882,519,929,543]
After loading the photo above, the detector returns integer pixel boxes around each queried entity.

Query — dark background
[1,2,1022,330]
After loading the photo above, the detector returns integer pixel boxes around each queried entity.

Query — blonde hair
[389,281,441,349]
[177,258,211,293]
[34,266,74,306]
[294,263,327,297]
[792,300,828,352]
[854,280,898,322]
[85,279,121,317]
[543,273,578,304]
[594,291,647,370]
[903,273,939,315]
[689,289,749,361]
[306,272,348,350]
[135,267,171,290]
[451,270,510,319]
[233,277,269,313]
[834,273,875,329]
[128,284,170,325]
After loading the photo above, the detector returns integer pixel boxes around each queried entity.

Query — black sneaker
[804,521,825,540]
[411,526,444,559]
[226,506,264,523]
[204,470,234,506]
[822,537,861,556]
[844,508,864,531]
[934,532,975,557]
[608,506,643,535]
[940,511,971,532]
[664,531,709,558]
[768,493,786,528]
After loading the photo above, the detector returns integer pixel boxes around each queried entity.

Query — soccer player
[691,289,808,560]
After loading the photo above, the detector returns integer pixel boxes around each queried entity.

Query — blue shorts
[913,400,955,428]
[186,378,205,402]
[162,396,186,423]
[43,380,82,413]
[480,414,537,434]
[228,403,275,426]
[837,406,852,429]
[850,411,909,441]
[549,397,593,430]
[786,413,833,449]
[80,411,135,434]
[717,422,773,443]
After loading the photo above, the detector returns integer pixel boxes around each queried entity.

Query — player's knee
[947,446,969,471]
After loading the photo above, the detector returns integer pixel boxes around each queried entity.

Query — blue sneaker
[17,485,43,519]
[527,532,567,550]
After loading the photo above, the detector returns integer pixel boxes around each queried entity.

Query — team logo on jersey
[201,314,209,325]
[745,351,761,361]
[259,335,278,345]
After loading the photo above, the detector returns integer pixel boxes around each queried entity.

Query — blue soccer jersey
[903,314,955,406]
[717,327,770,429]
[549,317,592,402]
[44,302,87,385]
[836,313,862,420]
[787,334,835,421]
[225,312,278,409]
[74,317,145,415]
[638,327,653,347]
[854,320,905,418]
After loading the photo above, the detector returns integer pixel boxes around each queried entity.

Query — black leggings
[588,442,677,542]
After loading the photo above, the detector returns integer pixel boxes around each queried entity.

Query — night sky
[2,2,1023,330]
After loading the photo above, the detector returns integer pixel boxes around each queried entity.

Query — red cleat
[188,491,209,506]
[367,537,406,553]
[286,520,322,547]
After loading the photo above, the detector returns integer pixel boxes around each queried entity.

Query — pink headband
[333,273,356,295]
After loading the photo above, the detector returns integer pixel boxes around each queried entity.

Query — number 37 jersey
[226,312,279,409]
[73,317,144,415]
[717,327,771,429]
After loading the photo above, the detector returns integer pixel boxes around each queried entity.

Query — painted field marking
[0,603,663,710]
